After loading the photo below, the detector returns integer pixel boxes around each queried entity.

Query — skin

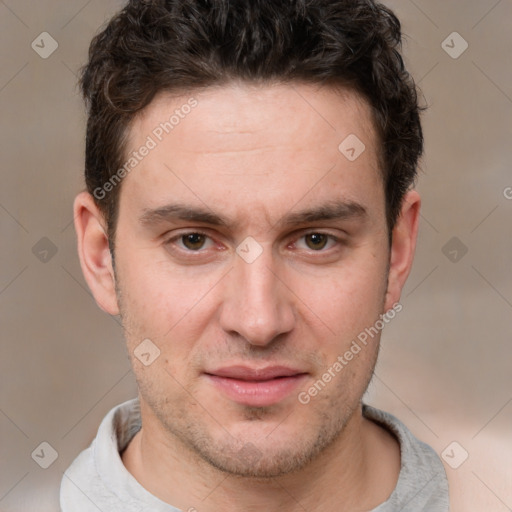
[74,82,420,512]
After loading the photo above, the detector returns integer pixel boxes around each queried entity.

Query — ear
[73,191,120,315]
[384,189,421,311]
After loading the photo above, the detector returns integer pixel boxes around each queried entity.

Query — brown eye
[181,233,208,250]
[304,233,329,250]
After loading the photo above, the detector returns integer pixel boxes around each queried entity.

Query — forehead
[119,82,383,231]
[130,82,378,157]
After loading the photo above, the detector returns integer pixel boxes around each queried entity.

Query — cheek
[117,256,224,359]
[290,252,388,336]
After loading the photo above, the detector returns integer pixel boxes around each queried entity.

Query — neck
[122,401,400,512]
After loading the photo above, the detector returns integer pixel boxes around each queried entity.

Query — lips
[204,365,308,407]
[207,365,305,381]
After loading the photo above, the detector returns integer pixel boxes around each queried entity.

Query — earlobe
[384,190,421,312]
[73,191,120,316]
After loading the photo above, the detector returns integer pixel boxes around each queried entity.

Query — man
[61,0,449,510]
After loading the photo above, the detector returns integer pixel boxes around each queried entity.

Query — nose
[218,243,296,347]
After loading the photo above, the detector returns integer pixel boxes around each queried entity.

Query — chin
[187,416,343,479]
[197,444,317,479]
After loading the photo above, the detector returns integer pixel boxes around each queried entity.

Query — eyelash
[164,230,342,254]
[166,230,216,252]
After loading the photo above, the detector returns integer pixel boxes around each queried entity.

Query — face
[99,83,398,477]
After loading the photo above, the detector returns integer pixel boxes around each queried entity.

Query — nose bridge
[239,248,277,310]
[220,243,294,345]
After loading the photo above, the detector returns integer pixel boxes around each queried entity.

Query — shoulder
[60,398,143,512]
[363,404,450,512]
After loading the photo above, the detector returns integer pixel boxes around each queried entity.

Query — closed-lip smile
[204,365,309,406]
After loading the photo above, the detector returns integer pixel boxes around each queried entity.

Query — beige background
[1,1,511,511]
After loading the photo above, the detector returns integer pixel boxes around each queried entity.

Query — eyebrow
[140,203,228,228]
[139,199,367,230]
[279,200,367,227]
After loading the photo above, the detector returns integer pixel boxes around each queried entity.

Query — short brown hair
[80,0,425,249]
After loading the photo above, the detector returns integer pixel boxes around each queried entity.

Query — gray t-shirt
[60,398,449,511]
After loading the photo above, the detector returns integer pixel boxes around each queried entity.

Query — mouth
[204,365,309,407]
